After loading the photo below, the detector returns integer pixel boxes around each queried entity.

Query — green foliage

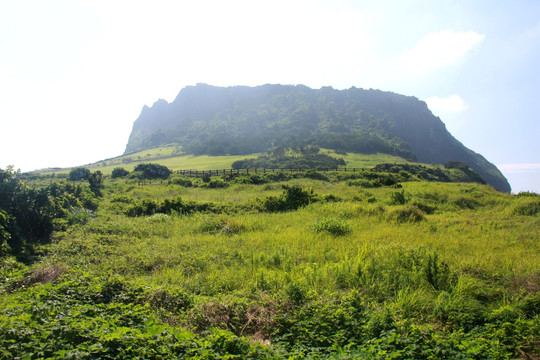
[0,209,12,256]
[202,178,228,188]
[68,167,90,181]
[133,163,172,179]
[390,189,407,205]
[125,197,217,217]
[309,217,352,236]
[387,205,425,223]
[511,196,540,216]
[232,148,346,170]
[197,215,247,236]
[451,195,480,209]
[0,168,98,259]
[111,167,129,178]
[0,271,273,359]
[261,185,315,212]
[0,169,537,358]
[170,177,193,187]
[87,170,103,196]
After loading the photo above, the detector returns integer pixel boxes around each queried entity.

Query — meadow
[1,168,539,359]
[38,147,408,175]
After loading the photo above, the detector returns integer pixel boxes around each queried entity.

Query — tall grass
[2,175,539,358]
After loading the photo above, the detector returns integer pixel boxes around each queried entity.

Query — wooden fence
[176,168,373,177]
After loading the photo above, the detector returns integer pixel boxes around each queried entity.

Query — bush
[309,217,352,236]
[202,179,228,188]
[0,169,98,258]
[387,205,425,223]
[261,185,315,212]
[302,169,329,181]
[348,179,376,188]
[198,215,247,235]
[171,178,193,187]
[125,197,217,217]
[111,167,129,178]
[68,167,90,181]
[511,198,540,216]
[133,163,172,180]
[452,196,480,209]
[67,208,94,226]
[390,189,407,205]
[410,200,436,214]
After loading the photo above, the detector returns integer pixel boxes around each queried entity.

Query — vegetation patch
[387,205,425,223]
[232,146,346,170]
[1,167,538,358]
[197,215,248,235]
[260,185,315,212]
[511,197,540,216]
[309,217,352,236]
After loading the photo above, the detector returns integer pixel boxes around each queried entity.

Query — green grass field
[1,169,539,358]
[38,146,408,175]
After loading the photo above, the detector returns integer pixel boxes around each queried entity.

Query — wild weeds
[2,175,539,358]
[309,217,352,236]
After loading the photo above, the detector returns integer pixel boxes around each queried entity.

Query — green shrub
[111,167,129,178]
[511,198,540,216]
[261,185,315,212]
[285,282,307,304]
[111,195,132,204]
[264,171,291,182]
[133,163,172,180]
[302,169,329,181]
[202,179,228,188]
[126,199,158,217]
[390,189,407,205]
[410,200,436,214]
[452,195,480,209]
[387,205,425,223]
[68,167,90,181]
[67,208,94,226]
[323,194,341,202]
[171,178,193,187]
[198,215,247,235]
[309,217,352,236]
[125,197,217,217]
[348,179,375,188]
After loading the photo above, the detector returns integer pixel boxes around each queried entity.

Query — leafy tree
[111,167,129,178]
[87,171,103,196]
[0,209,12,256]
[0,167,98,260]
[69,167,91,181]
[133,163,172,180]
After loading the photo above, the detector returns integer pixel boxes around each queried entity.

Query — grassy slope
[38,146,409,175]
[2,172,539,358]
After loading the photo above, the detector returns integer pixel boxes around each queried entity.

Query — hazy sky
[1,0,539,192]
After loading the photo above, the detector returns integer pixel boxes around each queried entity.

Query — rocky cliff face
[125,84,510,192]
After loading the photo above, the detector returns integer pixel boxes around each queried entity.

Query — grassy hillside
[1,169,539,358]
[38,146,409,175]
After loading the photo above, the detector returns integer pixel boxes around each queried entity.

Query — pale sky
[1,0,539,193]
